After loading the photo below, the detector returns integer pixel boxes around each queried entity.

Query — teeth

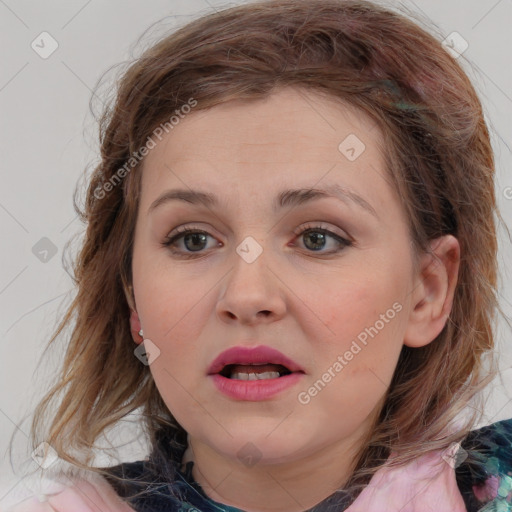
[230,371,281,380]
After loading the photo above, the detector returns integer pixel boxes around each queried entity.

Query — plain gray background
[1,0,511,506]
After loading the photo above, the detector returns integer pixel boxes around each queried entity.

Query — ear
[124,283,144,344]
[403,235,460,348]
[124,283,136,311]
[129,309,143,345]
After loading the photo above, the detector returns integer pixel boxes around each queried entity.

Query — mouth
[219,363,294,380]
[207,345,305,380]
[208,346,305,401]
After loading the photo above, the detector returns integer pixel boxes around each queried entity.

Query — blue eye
[162,223,352,259]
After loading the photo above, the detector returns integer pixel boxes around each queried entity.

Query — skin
[128,86,460,512]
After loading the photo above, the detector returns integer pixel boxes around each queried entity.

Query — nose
[215,243,287,326]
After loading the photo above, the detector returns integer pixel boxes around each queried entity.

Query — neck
[181,427,371,512]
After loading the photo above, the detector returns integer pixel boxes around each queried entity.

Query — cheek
[303,332,404,431]
[299,270,407,396]
[133,249,207,332]
[299,269,405,344]
[138,287,206,366]
[132,280,209,386]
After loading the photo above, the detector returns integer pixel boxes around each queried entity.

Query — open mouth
[219,363,293,380]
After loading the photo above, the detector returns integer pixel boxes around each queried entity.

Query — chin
[205,429,312,467]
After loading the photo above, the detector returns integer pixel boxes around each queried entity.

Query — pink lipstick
[207,345,305,401]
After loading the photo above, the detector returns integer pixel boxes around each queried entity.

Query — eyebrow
[148,184,378,218]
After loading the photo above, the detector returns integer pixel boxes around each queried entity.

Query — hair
[11,0,507,505]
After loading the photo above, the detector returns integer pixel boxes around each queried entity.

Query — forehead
[149,87,382,158]
[139,87,393,214]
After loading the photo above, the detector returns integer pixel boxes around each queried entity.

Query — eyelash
[161,223,353,259]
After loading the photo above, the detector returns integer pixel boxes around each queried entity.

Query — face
[131,87,417,467]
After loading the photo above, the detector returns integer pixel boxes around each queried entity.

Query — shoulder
[459,416,512,470]
[2,472,136,512]
[463,416,512,443]
[456,417,512,511]
[99,459,193,510]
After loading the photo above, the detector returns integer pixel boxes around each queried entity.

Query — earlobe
[130,309,144,344]
[403,235,460,348]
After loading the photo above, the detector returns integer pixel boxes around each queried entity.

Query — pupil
[184,233,207,251]
[304,231,325,251]
[183,231,326,252]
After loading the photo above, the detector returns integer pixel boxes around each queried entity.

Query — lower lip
[209,373,305,401]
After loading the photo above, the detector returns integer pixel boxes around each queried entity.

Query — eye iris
[304,231,325,251]
[184,232,207,251]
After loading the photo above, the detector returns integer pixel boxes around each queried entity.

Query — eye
[292,223,352,254]
[161,222,353,259]
[162,226,220,258]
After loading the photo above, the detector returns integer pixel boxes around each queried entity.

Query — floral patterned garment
[97,418,512,512]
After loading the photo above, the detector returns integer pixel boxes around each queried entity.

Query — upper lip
[207,345,305,375]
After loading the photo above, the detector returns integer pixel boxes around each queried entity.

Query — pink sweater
[3,448,468,512]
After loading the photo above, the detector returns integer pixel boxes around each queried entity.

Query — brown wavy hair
[11,0,506,504]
